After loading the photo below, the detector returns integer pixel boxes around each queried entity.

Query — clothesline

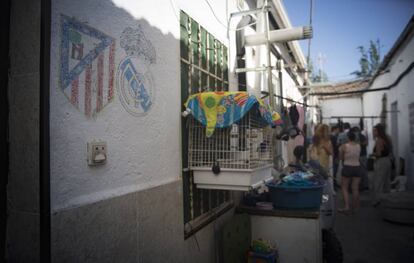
[323,115,385,119]
[260,91,318,108]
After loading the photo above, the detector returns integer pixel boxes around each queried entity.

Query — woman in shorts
[338,131,363,214]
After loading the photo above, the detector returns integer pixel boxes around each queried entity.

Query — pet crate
[185,92,280,191]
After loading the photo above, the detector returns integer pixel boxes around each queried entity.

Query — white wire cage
[188,110,274,191]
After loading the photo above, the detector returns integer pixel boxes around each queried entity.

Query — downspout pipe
[264,0,274,109]
[277,60,283,110]
[235,15,254,91]
[236,15,254,57]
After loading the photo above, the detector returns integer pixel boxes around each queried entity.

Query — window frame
[180,11,232,239]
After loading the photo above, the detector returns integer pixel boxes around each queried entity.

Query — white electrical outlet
[87,140,107,166]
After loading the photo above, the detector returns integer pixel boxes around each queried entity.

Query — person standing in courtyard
[337,122,351,147]
[310,124,333,173]
[371,123,393,206]
[352,126,369,190]
[331,125,340,188]
[338,131,363,214]
[308,124,334,193]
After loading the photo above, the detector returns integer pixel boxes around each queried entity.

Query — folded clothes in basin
[278,171,324,187]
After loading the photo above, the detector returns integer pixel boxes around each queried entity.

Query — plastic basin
[266,183,325,210]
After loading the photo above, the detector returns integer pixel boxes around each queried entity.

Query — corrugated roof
[308,78,371,98]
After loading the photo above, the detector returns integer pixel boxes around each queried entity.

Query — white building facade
[6,0,312,261]
[49,0,311,261]
[363,17,414,190]
[311,17,414,191]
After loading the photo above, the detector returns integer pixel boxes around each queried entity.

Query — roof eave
[368,15,414,87]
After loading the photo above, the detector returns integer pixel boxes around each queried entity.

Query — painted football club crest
[117,26,156,117]
[117,57,154,116]
[60,14,116,118]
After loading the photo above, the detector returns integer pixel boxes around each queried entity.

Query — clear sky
[282,0,414,82]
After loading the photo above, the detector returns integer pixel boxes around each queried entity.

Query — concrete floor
[334,190,414,263]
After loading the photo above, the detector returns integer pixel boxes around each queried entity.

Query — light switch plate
[87,140,107,166]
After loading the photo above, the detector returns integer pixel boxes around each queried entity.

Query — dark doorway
[0,0,11,261]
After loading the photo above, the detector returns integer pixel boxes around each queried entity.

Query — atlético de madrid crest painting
[59,14,116,118]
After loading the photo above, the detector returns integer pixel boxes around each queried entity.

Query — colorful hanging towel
[184,91,282,137]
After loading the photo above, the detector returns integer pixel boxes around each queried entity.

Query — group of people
[305,122,393,214]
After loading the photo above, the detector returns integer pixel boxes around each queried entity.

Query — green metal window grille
[180,11,232,237]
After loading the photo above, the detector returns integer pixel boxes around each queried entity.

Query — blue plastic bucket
[266,183,325,210]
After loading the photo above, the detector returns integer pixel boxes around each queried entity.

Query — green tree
[308,59,329,83]
[352,39,381,78]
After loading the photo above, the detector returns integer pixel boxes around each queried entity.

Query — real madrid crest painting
[117,26,156,117]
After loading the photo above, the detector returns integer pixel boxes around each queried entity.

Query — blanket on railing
[184,91,282,137]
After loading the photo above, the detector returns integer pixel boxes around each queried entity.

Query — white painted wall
[363,29,414,189]
[281,68,304,103]
[362,90,385,154]
[320,97,362,126]
[50,0,185,211]
[49,0,246,211]
[280,68,306,164]
[50,0,309,211]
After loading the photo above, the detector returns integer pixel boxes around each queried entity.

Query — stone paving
[334,190,414,263]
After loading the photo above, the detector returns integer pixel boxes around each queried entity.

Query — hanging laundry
[359,117,364,130]
[297,105,305,131]
[289,105,305,139]
[184,92,283,137]
[289,104,300,126]
[276,107,292,141]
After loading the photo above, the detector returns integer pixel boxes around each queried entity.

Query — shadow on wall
[49,1,201,263]
[50,0,182,211]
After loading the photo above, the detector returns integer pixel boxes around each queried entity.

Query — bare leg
[341,176,351,211]
[351,177,361,212]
